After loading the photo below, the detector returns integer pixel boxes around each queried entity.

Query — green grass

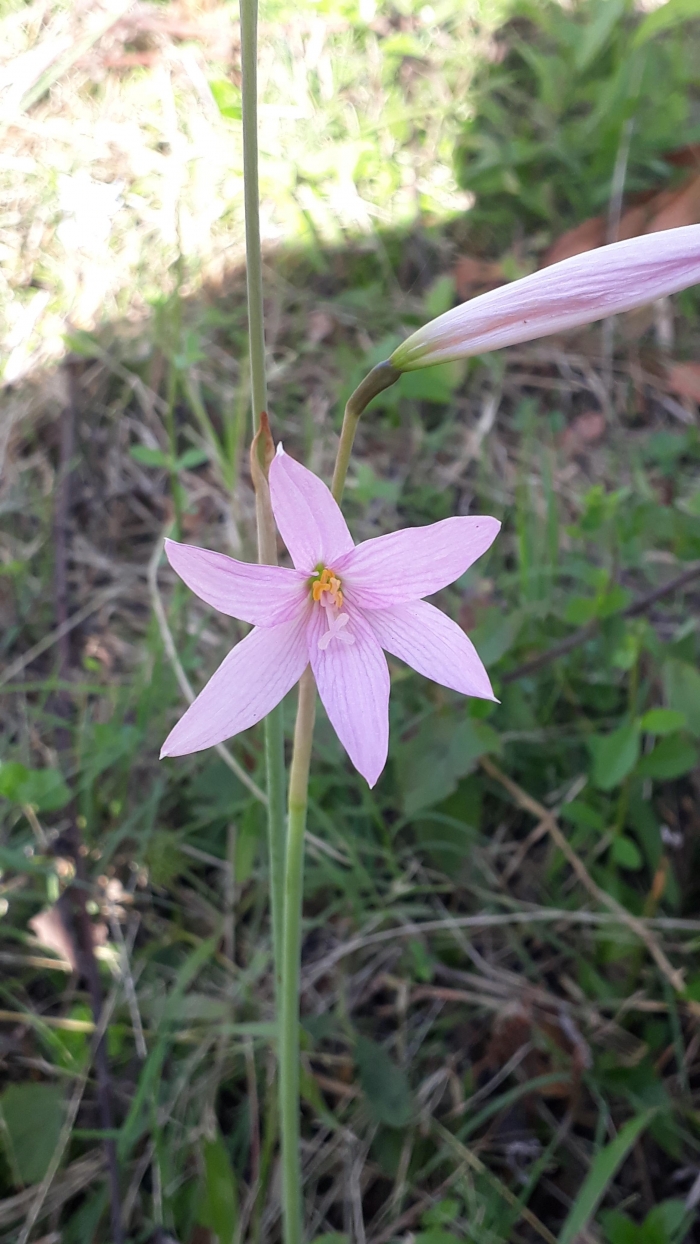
[2,1,700,1242]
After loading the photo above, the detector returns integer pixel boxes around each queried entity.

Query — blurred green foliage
[455,0,700,246]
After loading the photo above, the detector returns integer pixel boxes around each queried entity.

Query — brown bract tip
[250,410,275,483]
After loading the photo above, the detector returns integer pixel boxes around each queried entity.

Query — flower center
[311,566,344,609]
[311,566,354,650]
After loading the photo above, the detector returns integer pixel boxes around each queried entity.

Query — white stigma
[318,608,354,651]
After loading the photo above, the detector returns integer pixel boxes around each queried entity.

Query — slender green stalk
[239,0,287,980]
[331,361,400,502]
[280,667,317,1244]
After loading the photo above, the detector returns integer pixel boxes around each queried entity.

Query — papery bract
[390,224,700,371]
[161,447,500,786]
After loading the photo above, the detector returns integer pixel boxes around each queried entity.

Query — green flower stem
[280,667,317,1244]
[331,360,400,502]
[239,0,287,983]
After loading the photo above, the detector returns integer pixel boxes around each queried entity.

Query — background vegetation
[2,0,700,1241]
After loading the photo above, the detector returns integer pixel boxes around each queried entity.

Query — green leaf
[0,762,29,800]
[356,1037,413,1128]
[560,801,604,833]
[311,1237,349,1244]
[558,1110,656,1244]
[398,362,463,406]
[64,329,101,357]
[0,763,70,811]
[177,447,209,470]
[472,609,521,667]
[637,735,699,781]
[197,1130,237,1244]
[588,722,640,791]
[129,445,170,468]
[209,78,242,120]
[600,1209,638,1244]
[397,715,499,816]
[0,1083,65,1184]
[663,660,700,737]
[415,1234,461,1244]
[639,708,687,736]
[633,0,700,46]
[611,835,643,871]
[642,1200,688,1241]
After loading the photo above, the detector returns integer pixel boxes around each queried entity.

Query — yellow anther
[311,566,343,608]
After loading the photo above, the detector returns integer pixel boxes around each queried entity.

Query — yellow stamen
[311,567,343,608]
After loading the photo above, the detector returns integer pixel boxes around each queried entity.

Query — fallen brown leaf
[664,361,700,403]
[559,410,606,454]
[454,255,505,300]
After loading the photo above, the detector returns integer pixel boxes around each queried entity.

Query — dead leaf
[664,361,700,403]
[28,894,79,970]
[542,216,607,267]
[542,166,700,267]
[559,410,606,454]
[307,309,334,344]
[29,890,107,971]
[646,173,700,233]
[454,255,504,299]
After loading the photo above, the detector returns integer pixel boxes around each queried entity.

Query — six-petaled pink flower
[161,446,500,786]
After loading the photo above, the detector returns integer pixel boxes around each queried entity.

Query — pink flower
[390,224,700,370]
[161,447,500,786]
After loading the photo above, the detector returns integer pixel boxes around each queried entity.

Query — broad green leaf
[642,1199,689,1241]
[397,715,499,816]
[0,1083,64,1184]
[588,722,640,791]
[639,708,687,736]
[421,1198,460,1227]
[560,801,604,833]
[558,1110,656,1244]
[399,362,463,406]
[129,445,170,468]
[177,447,209,470]
[663,660,700,737]
[0,762,29,800]
[611,835,642,871]
[0,763,70,811]
[209,78,242,120]
[472,610,521,667]
[356,1037,413,1128]
[198,1130,237,1244]
[415,1234,461,1244]
[637,735,699,781]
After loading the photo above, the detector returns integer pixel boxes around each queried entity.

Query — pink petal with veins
[269,446,354,572]
[164,539,308,626]
[160,612,310,757]
[390,224,700,370]
[369,599,496,700]
[336,516,500,609]
[307,603,389,788]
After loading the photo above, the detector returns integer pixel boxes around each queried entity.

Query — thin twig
[304,909,700,989]
[480,757,685,992]
[503,560,700,683]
